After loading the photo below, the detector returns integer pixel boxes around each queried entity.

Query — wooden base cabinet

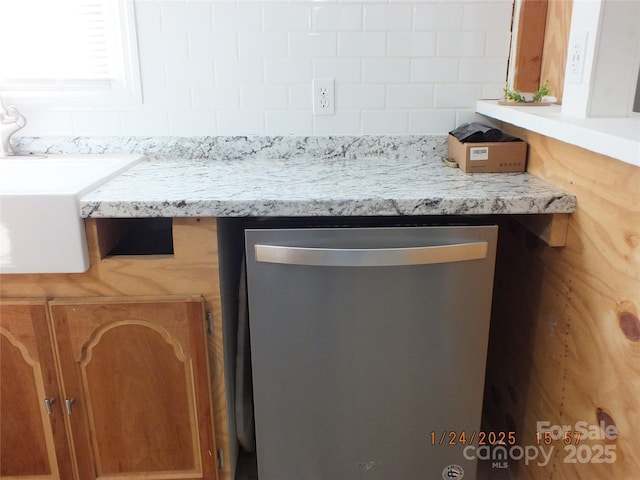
[0,299,73,479]
[1,296,217,480]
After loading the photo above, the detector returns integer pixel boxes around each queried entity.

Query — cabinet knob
[44,397,56,415]
[65,397,76,414]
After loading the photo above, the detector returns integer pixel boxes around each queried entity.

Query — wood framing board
[514,213,569,247]
[484,125,640,479]
[510,0,572,101]
[513,0,549,93]
[0,218,231,480]
[539,0,572,101]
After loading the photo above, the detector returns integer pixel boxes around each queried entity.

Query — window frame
[0,0,142,110]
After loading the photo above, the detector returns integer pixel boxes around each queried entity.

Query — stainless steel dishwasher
[245,224,498,480]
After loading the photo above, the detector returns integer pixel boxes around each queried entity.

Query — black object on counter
[449,122,515,143]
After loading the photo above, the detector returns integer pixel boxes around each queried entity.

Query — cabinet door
[0,300,73,480]
[48,296,217,480]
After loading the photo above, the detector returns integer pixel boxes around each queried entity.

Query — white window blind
[0,0,141,106]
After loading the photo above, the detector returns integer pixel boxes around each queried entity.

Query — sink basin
[0,154,144,274]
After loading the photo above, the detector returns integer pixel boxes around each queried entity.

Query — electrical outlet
[567,31,588,84]
[313,78,335,115]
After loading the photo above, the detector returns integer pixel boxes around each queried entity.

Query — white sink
[0,154,144,274]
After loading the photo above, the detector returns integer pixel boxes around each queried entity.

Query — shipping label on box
[447,134,527,173]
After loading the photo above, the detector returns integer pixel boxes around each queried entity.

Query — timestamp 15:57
[536,430,582,445]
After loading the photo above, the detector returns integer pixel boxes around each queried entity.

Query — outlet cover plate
[567,31,588,84]
[313,78,335,115]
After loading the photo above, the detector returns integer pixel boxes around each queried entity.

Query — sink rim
[0,153,145,274]
[0,153,145,195]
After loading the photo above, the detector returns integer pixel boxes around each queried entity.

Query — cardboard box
[447,134,527,173]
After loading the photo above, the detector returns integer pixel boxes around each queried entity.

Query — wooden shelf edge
[515,213,570,247]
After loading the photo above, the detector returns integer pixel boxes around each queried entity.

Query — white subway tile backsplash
[338,32,387,57]
[313,60,362,83]
[264,59,312,84]
[137,32,189,59]
[17,111,72,137]
[121,111,169,136]
[387,85,434,109]
[217,111,265,135]
[161,3,211,33]
[312,5,362,32]
[363,59,410,84]
[436,31,486,57]
[462,2,513,31]
[212,5,262,32]
[409,110,457,135]
[482,83,506,100]
[289,33,337,58]
[142,85,192,110]
[241,86,289,110]
[459,57,507,84]
[413,4,464,31]
[72,111,123,136]
[134,3,162,35]
[435,84,483,109]
[485,31,512,57]
[189,32,238,59]
[263,6,311,32]
[387,32,436,57]
[338,85,386,110]
[238,32,288,58]
[363,5,412,31]
[169,110,217,136]
[21,0,514,136]
[266,111,313,134]
[191,86,240,110]
[166,59,215,85]
[411,58,459,83]
[289,85,312,110]
[362,110,408,134]
[139,58,166,86]
[215,59,264,85]
[313,111,362,135]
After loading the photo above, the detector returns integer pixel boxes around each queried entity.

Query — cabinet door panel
[83,322,197,473]
[49,296,216,480]
[0,300,72,480]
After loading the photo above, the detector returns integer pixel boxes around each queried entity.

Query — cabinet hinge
[216,448,224,470]
[206,311,213,335]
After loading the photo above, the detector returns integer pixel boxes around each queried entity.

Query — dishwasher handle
[254,240,488,267]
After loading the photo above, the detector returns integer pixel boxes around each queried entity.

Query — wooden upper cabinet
[48,296,217,480]
[0,299,73,480]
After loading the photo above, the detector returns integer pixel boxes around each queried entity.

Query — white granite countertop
[12,134,575,218]
[79,155,576,218]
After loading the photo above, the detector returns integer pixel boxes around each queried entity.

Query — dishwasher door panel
[245,225,498,480]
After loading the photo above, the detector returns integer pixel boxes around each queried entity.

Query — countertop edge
[476,100,640,167]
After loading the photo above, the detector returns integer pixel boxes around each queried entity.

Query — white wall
[561,0,640,118]
[18,0,514,137]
